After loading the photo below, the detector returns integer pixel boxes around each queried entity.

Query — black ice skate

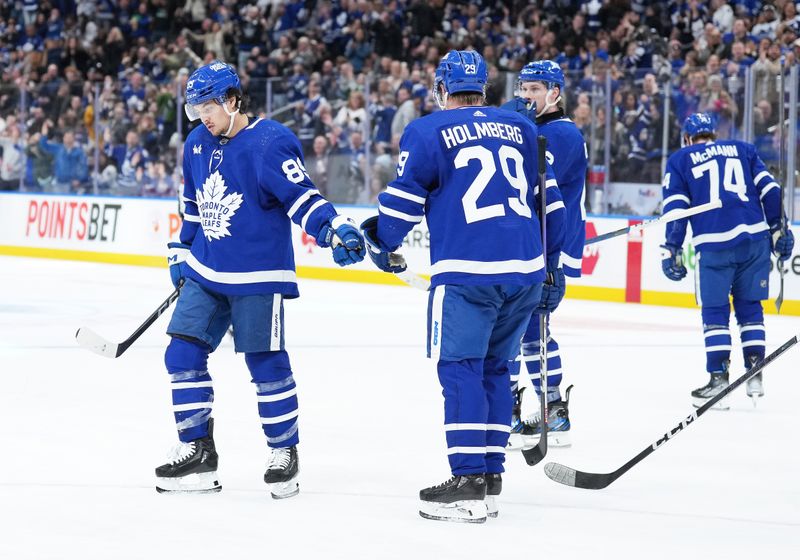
[691,367,730,410]
[485,473,502,518]
[520,385,573,448]
[419,474,487,523]
[264,446,299,499]
[155,418,221,493]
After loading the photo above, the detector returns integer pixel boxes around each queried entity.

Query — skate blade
[268,476,299,499]
[485,496,499,518]
[692,396,730,410]
[156,471,221,493]
[747,394,761,408]
[419,500,487,523]
[521,431,572,449]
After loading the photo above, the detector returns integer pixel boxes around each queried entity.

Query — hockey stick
[522,135,550,467]
[543,333,799,489]
[585,199,722,245]
[397,270,431,291]
[75,282,182,358]
[776,58,786,314]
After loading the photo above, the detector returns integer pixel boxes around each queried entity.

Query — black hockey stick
[522,135,550,467]
[776,57,786,314]
[75,281,183,358]
[585,200,721,245]
[544,333,799,489]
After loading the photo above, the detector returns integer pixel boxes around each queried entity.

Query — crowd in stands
[0,0,797,209]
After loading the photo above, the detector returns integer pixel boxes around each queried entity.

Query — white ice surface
[1,256,798,559]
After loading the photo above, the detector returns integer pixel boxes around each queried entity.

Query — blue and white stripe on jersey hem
[430,255,544,276]
[186,253,297,285]
[378,203,424,223]
[692,222,768,247]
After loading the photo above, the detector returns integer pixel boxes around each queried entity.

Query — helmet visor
[184,99,221,122]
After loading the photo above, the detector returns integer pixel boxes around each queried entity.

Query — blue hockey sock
[246,351,299,448]
[165,337,213,442]
[438,358,488,475]
[701,304,731,373]
[734,299,765,368]
[508,356,521,394]
[483,357,511,475]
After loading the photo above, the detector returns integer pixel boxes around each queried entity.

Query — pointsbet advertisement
[1,193,797,315]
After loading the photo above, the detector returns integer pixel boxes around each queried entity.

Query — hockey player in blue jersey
[154,61,366,496]
[661,113,794,408]
[362,50,565,523]
[501,60,587,448]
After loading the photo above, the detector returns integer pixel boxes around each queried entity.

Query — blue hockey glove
[770,224,795,262]
[537,255,566,313]
[660,243,687,281]
[167,242,191,288]
[317,215,366,266]
[360,216,407,273]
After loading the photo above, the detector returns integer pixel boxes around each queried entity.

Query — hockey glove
[167,242,191,288]
[660,243,687,281]
[537,255,566,313]
[360,216,407,274]
[770,224,795,262]
[317,215,366,266]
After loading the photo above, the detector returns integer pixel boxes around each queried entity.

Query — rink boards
[1,192,798,315]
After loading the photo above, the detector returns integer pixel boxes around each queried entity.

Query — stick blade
[75,327,120,358]
[521,442,547,466]
[544,462,615,490]
[397,270,430,291]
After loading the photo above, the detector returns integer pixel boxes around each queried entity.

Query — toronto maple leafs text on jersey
[376,106,565,288]
[662,140,782,251]
[179,118,337,296]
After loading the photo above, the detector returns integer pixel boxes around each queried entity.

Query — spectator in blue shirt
[38,122,88,193]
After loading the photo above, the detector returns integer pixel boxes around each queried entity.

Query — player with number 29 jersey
[662,139,782,250]
[377,105,565,287]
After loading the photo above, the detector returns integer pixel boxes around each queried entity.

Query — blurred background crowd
[0,0,799,215]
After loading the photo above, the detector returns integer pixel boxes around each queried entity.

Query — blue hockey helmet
[184,61,241,121]
[682,112,716,138]
[519,60,565,89]
[434,50,488,109]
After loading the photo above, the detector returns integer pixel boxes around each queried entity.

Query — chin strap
[222,103,239,136]
[536,87,561,118]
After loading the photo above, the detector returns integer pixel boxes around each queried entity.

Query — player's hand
[660,243,687,281]
[167,242,190,288]
[360,216,407,274]
[318,215,365,266]
[771,225,794,262]
[537,255,565,313]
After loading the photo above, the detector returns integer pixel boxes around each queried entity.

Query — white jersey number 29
[455,145,531,224]
[691,158,749,202]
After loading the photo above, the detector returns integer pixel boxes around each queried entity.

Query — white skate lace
[165,441,196,465]
[268,447,291,470]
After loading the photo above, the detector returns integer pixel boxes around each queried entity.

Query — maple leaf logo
[196,171,243,241]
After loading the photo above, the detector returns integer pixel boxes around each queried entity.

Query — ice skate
[485,473,502,518]
[264,446,299,499]
[691,371,730,410]
[520,385,573,448]
[419,474,487,523]
[746,373,764,407]
[155,418,221,494]
[506,387,525,450]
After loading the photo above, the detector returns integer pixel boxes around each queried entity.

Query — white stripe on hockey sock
[173,402,213,412]
[261,410,299,425]
[447,446,485,455]
[486,446,506,454]
[742,340,766,348]
[444,423,486,431]
[705,345,732,352]
[740,325,765,333]
[257,387,297,402]
[486,424,511,433]
[704,329,730,338]
[522,350,561,362]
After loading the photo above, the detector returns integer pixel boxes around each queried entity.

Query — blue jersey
[537,111,587,277]
[376,105,565,288]
[180,118,336,296]
[662,140,781,251]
